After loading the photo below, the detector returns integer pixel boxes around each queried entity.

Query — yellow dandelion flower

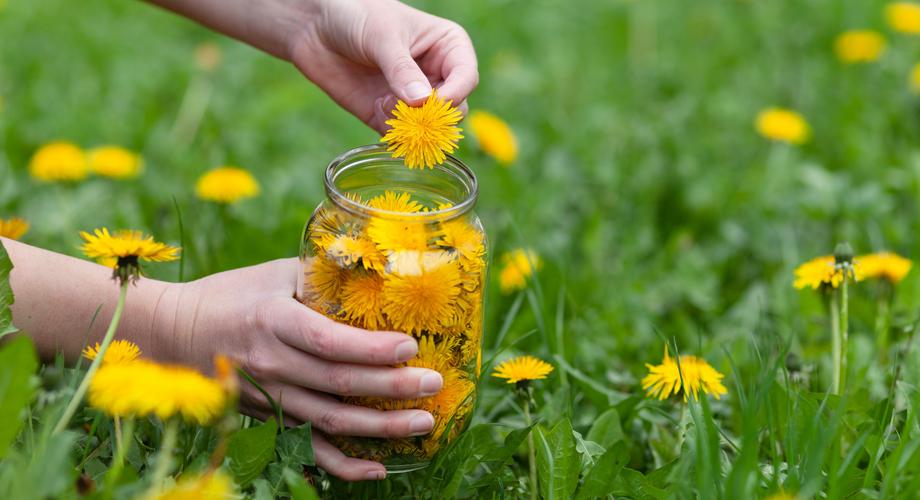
[87,146,143,179]
[382,253,463,334]
[88,359,228,424]
[340,271,386,330]
[214,354,239,398]
[153,470,233,500]
[28,141,88,182]
[367,191,423,213]
[305,255,349,307]
[835,30,886,63]
[765,492,797,500]
[887,2,920,34]
[368,218,431,254]
[498,248,541,294]
[409,335,460,373]
[641,346,727,401]
[468,110,518,165]
[492,355,554,384]
[420,369,475,457]
[858,252,912,284]
[82,339,140,364]
[194,42,222,72]
[323,234,386,272]
[0,217,29,240]
[755,108,810,144]
[436,219,486,271]
[195,166,260,204]
[79,228,180,272]
[307,199,364,253]
[381,91,463,169]
[793,255,864,290]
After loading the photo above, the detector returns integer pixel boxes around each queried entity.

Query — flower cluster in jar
[301,191,486,458]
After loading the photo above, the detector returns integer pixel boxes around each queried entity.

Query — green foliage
[534,418,579,500]
[0,336,37,458]
[0,240,16,338]
[227,417,277,488]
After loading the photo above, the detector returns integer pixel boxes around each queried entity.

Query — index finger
[270,298,419,365]
[434,29,479,105]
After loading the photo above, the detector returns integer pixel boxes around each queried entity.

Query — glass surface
[298,144,486,471]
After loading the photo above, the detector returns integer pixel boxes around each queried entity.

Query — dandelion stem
[523,391,538,500]
[53,279,130,434]
[149,419,179,491]
[875,284,892,362]
[830,291,842,395]
[106,417,135,490]
[840,277,849,394]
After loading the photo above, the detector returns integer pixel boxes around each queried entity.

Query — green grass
[4,0,920,497]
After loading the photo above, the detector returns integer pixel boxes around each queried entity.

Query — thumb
[375,40,432,105]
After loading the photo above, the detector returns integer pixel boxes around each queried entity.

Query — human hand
[158,258,444,481]
[290,0,479,133]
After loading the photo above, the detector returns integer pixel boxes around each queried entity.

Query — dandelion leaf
[227,417,277,487]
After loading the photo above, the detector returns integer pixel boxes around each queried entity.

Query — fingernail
[395,341,418,362]
[364,469,386,480]
[419,372,443,396]
[405,81,431,101]
[409,412,435,436]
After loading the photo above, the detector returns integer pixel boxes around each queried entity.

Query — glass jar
[297,144,486,471]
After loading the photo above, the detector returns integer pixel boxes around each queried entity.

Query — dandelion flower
[409,335,460,373]
[420,369,475,457]
[153,470,233,500]
[498,248,541,294]
[28,141,88,182]
[492,355,554,384]
[468,110,518,165]
[305,255,349,307]
[368,218,431,254]
[0,217,29,240]
[835,30,886,63]
[382,252,463,334]
[764,492,797,500]
[82,339,140,364]
[340,271,386,330]
[793,255,863,290]
[80,228,180,282]
[194,42,222,72]
[641,346,727,401]
[87,146,143,179]
[436,219,486,271]
[755,108,810,144]
[88,359,228,424]
[323,234,386,272]
[367,191,423,213]
[195,166,260,204]
[858,252,912,284]
[381,91,463,169]
[887,2,920,34]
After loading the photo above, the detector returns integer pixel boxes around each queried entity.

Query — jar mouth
[324,143,479,220]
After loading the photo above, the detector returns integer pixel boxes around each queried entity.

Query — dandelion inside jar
[298,144,486,471]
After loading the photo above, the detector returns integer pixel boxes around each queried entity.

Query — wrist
[146,280,197,365]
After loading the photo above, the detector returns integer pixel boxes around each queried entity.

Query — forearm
[3,237,179,364]
[145,0,319,61]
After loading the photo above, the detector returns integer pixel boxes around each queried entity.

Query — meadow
[4,0,920,498]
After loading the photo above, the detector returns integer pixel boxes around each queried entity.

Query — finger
[263,383,435,438]
[270,298,419,364]
[313,431,387,481]
[457,99,469,119]
[434,31,479,105]
[374,38,433,105]
[272,346,443,398]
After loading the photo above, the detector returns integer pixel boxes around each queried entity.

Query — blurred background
[3,0,920,404]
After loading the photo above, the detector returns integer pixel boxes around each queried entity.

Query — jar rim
[324,143,479,220]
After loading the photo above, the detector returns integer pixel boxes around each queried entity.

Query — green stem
[840,278,849,394]
[105,417,135,493]
[875,285,892,362]
[149,419,179,491]
[523,395,537,500]
[830,291,841,395]
[53,280,130,434]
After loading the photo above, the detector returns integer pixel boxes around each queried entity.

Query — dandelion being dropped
[381,91,463,169]
[28,141,88,182]
[88,358,229,425]
[195,166,261,204]
[0,217,29,240]
[82,339,141,365]
[468,110,518,165]
[642,346,728,401]
[492,355,554,384]
[834,30,886,63]
[857,252,912,284]
[755,108,810,144]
